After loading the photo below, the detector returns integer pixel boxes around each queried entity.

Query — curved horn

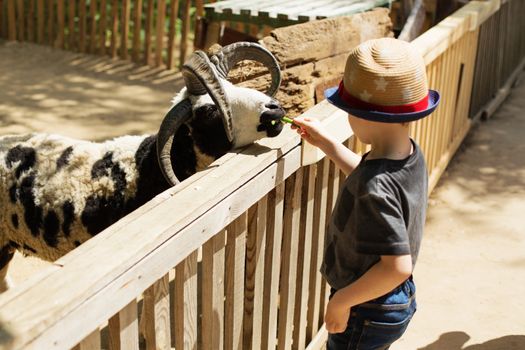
[156,99,193,186]
[210,42,282,97]
[182,50,235,143]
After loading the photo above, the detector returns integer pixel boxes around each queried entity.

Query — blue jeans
[327,277,416,350]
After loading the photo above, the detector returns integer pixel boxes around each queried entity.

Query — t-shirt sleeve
[354,189,410,256]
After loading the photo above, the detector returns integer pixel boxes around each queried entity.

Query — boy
[292,38,440,349]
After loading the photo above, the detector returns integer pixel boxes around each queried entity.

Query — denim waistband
[329,275,415,303]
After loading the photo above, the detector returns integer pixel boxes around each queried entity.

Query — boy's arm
[292,116,361,175]
[325,254,413,333]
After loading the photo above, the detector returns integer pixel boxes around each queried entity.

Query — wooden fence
[469,0,525,120]
[0,0,524,349]
[0,0,209,70]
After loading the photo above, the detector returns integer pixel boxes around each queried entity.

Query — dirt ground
[1,41,524,349]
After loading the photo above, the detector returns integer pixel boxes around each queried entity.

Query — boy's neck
[367,130,413,161]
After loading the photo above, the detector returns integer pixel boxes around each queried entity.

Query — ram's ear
[182,51,235,144]
[156,98,193,186]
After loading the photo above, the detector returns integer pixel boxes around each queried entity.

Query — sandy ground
[1,41,525,349]
[0,40,184,140]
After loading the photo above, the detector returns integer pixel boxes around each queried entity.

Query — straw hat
[325,38,440,123]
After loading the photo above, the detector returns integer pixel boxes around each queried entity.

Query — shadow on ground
[0,40,185,140]
[420,332,525,350]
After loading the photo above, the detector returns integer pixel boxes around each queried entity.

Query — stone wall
[228,8,393,116]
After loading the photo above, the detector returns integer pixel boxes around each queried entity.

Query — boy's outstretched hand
[291,116,332,149]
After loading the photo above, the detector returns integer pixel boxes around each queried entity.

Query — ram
[0,42,285,292]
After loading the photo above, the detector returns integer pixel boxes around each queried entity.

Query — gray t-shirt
[321,140,428,290]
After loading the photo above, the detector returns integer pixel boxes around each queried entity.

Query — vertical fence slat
[76,329,101,350]
[46,0,53,45]
[120,0,130,59]
[261,183,285,350]
[15,0,23,41]
[132,0,143,62]
[78,0,86,52]
[110,0,118,58]
[27,0,34,42]
[174,251,198,350]
[244,196,267,350]
[307,158,329,341]
[0,0,5,38]
[167,0,180,70]
[55,0,64,48]
[144,273,171,350]
[88,0,97,53]
[98,0,106,54]
[7,0,15,40]
[108,300,139,350]
[68,0,76,50]
[179,0,191,67]
[202,229,226,350]
[155,0,166,66]
[293,165,316,350]
[225,213,247,350]
[278,168,303,350]
[144,0,154,65]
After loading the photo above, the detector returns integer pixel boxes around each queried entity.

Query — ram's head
[157,42,286,186]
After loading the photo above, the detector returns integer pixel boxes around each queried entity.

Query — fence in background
[0,0,211,69]
[469,0,525,120]
[0,0,524,349]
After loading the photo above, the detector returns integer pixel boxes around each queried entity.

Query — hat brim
[324,86,440,123]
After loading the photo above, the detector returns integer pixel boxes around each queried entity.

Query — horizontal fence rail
[0,0,210,70]
[1,0,524,349]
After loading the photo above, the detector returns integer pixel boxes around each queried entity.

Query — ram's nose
[261,102,286,124]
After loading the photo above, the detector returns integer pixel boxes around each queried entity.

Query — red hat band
[337,81,429,114]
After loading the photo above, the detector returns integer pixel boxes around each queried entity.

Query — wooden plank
[174,252,198,350]
[77,329,101,350]
[195,0,204,17]
[0,0,5,38]
[88,0,97,53]
[98,0,107,54]
[46,0,53,45]
[261,183,285,350]
[179,0,191,67]
[78,0,86,52]
[0,132,301,349]
[55,0,64,48]
[202,230,226,350]
[68,0,76,50]
[132,0,143,62]
[243,197,267,350]
[225,213,247,350]
[120,0,130,59]
[305,326,328,350]
[155,0,166,67]
[143,274,171,350]
[15,0,23,41]
[293,165,316,350]
[167,0,180,70]
[108,300,139,350]
[27,0,34,42]
[110,0,118,58]
[144,0,154,65]
[278,168,304,350]
[7,0,15,41]
[306,158,330,341]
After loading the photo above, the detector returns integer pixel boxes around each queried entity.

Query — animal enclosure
[0,0,524,349]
